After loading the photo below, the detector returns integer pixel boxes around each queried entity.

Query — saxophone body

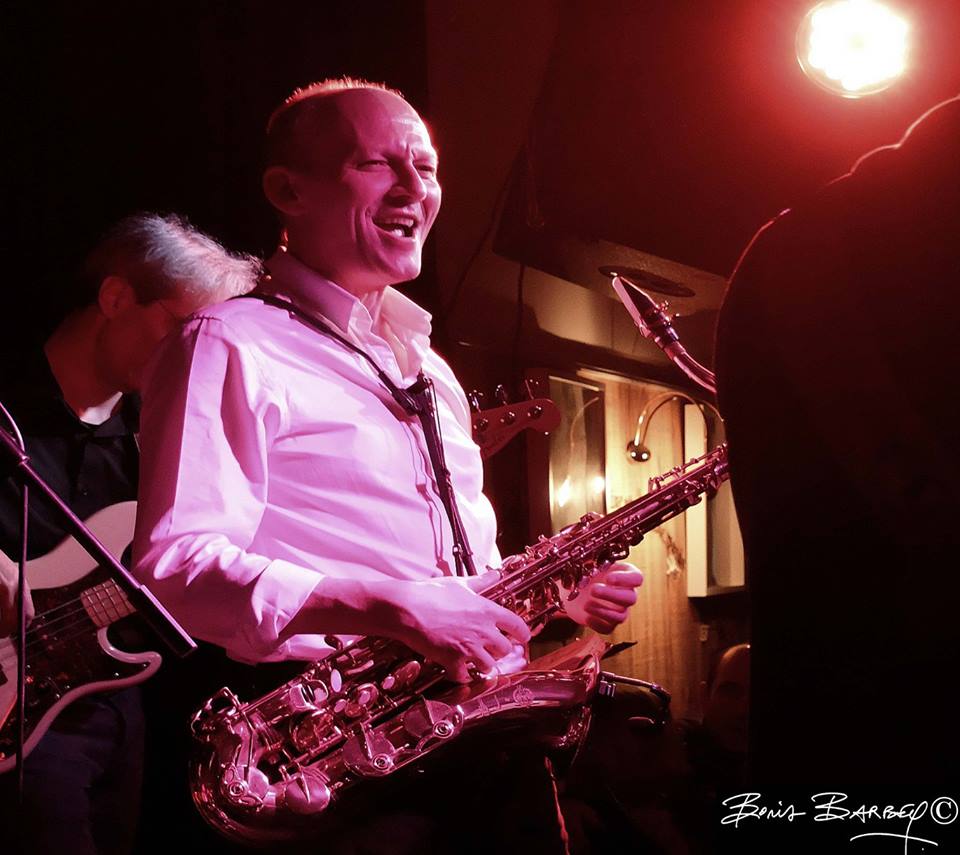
[189,443,729,844]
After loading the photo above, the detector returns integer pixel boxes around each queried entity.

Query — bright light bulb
[798,0,909,97]
[556,477,572,509]
[591,475,606,496]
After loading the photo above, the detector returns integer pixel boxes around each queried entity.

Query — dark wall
[497,0,960,278]
[2,1,430,343]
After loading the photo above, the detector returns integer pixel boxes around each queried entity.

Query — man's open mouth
[373,216,418,238]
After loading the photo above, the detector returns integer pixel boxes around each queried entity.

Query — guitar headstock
[469,384,561,460]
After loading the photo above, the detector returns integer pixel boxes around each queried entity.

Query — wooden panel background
[576,369,746,720]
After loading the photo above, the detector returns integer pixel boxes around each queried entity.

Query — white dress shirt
[133,250,500,663]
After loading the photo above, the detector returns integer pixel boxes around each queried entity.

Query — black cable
[419,378,476,576]
[242,292,477,576]
[437,162,515,330]
[511,263,526,388]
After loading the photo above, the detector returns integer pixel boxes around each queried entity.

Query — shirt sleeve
[132,315,323,663]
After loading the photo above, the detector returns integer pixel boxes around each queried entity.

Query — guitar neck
[80,579,136,628]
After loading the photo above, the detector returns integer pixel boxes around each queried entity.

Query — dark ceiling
[500,0,960,277]
[4,0,958,341]
[2,1,429,339]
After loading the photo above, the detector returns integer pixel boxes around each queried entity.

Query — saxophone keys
[222,764,270,807]
[282,683,319,713]
[343,700,365,719]
[602,542,630,562]
[343,683,380,718]
[282,772,332,815]
[343,657,376,676]
[401,699,461,741]
[355,683,378,706]
[342,725,397,777]
[381,659,421,693]
[328,669,343,693]
[290,711,336,753]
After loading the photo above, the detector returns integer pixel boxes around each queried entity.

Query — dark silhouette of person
[716,96,960,798]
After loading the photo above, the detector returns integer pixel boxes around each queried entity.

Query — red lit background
[4,1,959,338]
[3,3,959,839]
[494,0,960,277]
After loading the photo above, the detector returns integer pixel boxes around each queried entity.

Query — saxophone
[189,276,726,844]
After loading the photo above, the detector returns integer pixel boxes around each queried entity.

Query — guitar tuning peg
[494,384,509,405]
[467,390,484,413]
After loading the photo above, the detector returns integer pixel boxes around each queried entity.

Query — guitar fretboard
[80,580,135,628]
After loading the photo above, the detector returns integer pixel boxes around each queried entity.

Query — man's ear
[263,166,305,216]
[97,275,137,319]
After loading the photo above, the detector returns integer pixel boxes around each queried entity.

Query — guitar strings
[8,589,131,647]
[28,587,122,623]
[1,613,130,665]
[0,618,146,708]
[2,604,108,657]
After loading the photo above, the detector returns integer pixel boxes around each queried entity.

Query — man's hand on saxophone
[282,561,643,685]
[388,571,532,684]
[561,561,645,635]
[280,571,532,684]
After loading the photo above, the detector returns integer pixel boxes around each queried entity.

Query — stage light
[797,0,909,97]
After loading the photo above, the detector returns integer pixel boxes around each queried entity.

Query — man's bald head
[261,78,441,295]
[703,643,750,753]
[265,77,407,174]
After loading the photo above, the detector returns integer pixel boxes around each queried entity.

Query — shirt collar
[1,347,138,439]
[263,250,433,381]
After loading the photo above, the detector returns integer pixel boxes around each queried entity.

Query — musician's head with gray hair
[72,213,260,392]
[82,213,260,307]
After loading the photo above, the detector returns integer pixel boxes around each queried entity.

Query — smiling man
[134,78,641,677]
[263,82,441,297]
[132,80,643,851]
[133,82,536,678]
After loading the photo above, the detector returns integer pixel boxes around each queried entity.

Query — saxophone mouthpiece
[604,266,718,396]
[608,274,681,352]
[598,265,695,298]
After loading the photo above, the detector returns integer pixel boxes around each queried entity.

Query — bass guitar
[0,501,159,771]
[469,388,560,460]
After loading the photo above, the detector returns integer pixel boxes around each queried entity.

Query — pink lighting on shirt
[132,250,500,664]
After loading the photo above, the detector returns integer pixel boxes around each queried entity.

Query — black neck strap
[243,291,477,577]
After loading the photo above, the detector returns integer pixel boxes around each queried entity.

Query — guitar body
[0,502,160,772]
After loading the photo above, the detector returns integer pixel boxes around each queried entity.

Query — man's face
[703,645,750,753]
[284,90,442,294]
[97,285,208,393]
